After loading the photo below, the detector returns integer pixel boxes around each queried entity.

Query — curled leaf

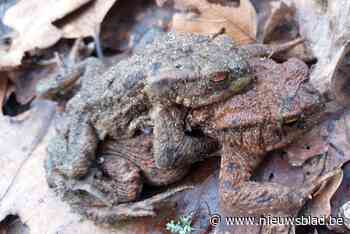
[171,0,257,45]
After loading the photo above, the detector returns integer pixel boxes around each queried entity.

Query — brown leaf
[255,1,313,61]
[328,163,350,232]
[326,109,350,169]
[0,74,8,114]
[0,0,91,70]
[286,125,329,167]
[292,108,350,232]
[171,0,257,44]
[100,2,172,52]
[331,44,350,107]
[60,0,117,38]
[0,0,117,70]
[261,1,296,42]
[291,0,350,98]
[304,170,343,219]
[7,64,59,105]
[256,152,305,188]
[287,104,350,169]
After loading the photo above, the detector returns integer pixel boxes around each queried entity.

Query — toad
[174,57,332,217]
[44,32,304,223]
[45,32,254,216]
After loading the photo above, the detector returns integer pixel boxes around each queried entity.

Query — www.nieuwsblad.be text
[209,214,344,226]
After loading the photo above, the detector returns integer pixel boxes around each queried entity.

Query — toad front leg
[152,104,218,169]
[46,58,107,179]
[219,136,339,217]
[145,64,252,169]
[47,116,98,179]
[220,143,303,216]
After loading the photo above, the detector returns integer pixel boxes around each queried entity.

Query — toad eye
[285,116,298,124]
[283,115,307,129]
[283,116,299,127]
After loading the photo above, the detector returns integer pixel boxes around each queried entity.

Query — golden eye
[284,116,298,124]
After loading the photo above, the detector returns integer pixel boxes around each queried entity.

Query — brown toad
[183,57,329,217]
[45,32,304,223]
[45,32,255,219]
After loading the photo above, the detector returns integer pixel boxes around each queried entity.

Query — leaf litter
[170,0,257,44]
[0,0,350,234]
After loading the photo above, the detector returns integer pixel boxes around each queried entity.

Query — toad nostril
[175,64,182,69]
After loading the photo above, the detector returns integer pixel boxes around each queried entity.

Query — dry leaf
[286,126,329,166]
[171,0,257,45]
[304,170,343,219]
[60,0,117,38]
[0,73,8,114]
[326,110,350,169]
[5,39,85,105]
[286,108,350,223]
[7,64,60,105]
[289,0,350,96]
[0,0,117,70]
[256,1,313,61]
[328,163,350,233]
[297,109,350,232]
[100,3,172,52]
[285,103,350,168]
[261,1,296,42]
[256,152,305,189]
[0,0,91,70]
[330,44,350,107]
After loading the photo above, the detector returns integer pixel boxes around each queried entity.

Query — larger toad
[45,32,255,214]
[45,32,305,223]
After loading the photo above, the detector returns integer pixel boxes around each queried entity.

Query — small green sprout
[166,214,194,234]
